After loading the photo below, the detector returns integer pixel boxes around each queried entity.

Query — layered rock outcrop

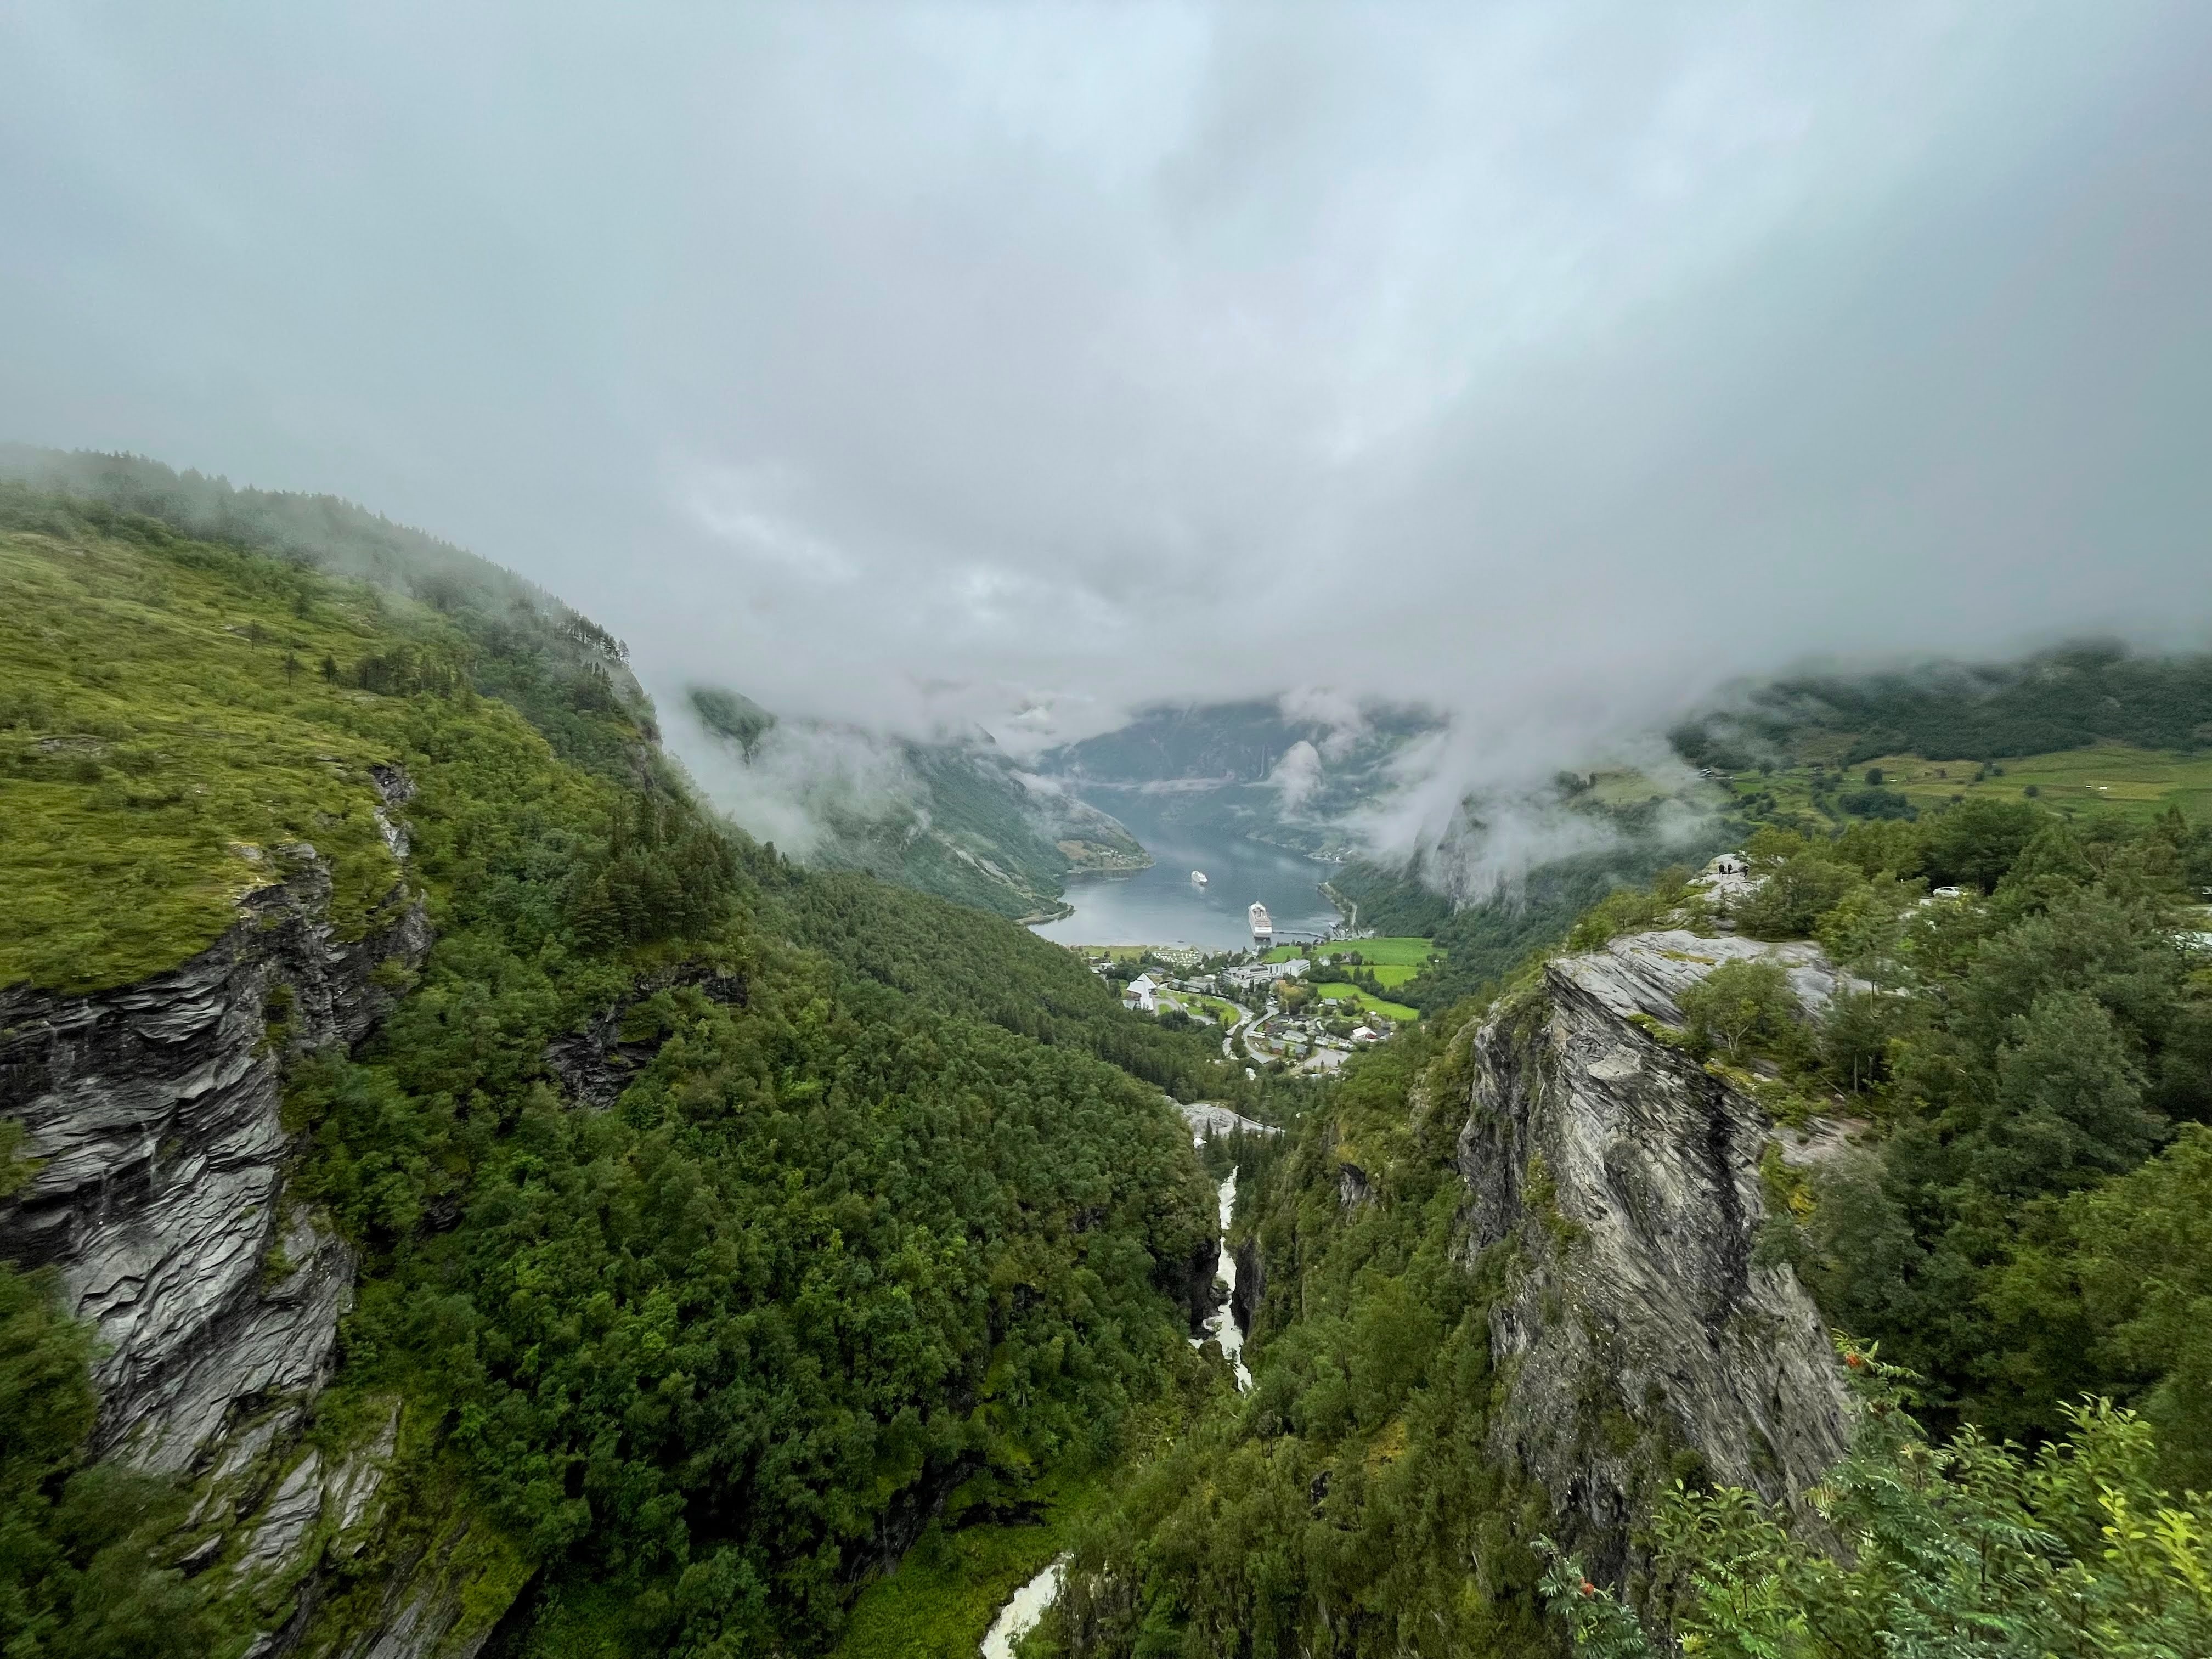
[0,840,426,1471]
[1454,930,1851,1582]
[0,777,518,1657]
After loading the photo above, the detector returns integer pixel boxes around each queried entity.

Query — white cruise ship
[1190,870,1209,886]
[1249,901,1272,946]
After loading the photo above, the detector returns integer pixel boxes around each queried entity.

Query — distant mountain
[687,687,1148,921]
[1040,698,1447,860]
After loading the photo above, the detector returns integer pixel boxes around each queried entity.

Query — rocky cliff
[0,775,518,1657]
[0,838,424,1473]
[1453,930,1852,1584]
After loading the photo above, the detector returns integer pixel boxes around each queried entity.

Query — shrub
[1678,960,1799,1063]
[1733,855,1861,940]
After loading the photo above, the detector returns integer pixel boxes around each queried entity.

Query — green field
[835,1476,1098,1659]
[1289,937,1436,990]
[1726,743,2212,829]
[1162,990,1245,1025]
[1268,936,1437,989]
[1862,746,2212,821]
[1312,982,1419,1023]
[1071,943,1156,962]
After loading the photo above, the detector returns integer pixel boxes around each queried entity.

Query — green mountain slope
[1338,648,2212,1014]
[689,686,1148,922]
[0,445,655,778]
[0,488,1240,1657]
[1673,642,2212,769]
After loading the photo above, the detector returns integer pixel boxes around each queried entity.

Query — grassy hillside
[1722,742,2212,828]
[0,446,654,778]
[0,495,425,990]
[0,491,1227,1658]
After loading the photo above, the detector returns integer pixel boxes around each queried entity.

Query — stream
[975,1169,1252,1655]
[1192,1170,1252,1390]
[980,1555,1068,1659]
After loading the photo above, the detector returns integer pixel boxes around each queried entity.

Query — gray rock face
[1455,931,1849,1582]
[0,768,539,1656]
[541,964,746,1110]
[0,842,428,1472]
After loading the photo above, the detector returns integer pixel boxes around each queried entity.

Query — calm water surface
[1031,789,1342,950]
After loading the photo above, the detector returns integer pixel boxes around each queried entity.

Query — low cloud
[1268,739,1325,812]
[5,2,2211,893]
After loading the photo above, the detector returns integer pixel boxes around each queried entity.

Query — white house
[1124,973,1159,1013]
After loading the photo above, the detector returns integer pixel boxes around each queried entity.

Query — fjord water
[1030,787,1342,949]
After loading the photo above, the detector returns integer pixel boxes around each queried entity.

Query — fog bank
[5,3,2211,876]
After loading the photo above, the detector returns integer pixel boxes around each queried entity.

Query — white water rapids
[980,1554,1068,1659]
[974,1166,1251,1656]
[1190,1169,1251,1390]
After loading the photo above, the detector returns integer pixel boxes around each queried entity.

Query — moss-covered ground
[0,511,461,992]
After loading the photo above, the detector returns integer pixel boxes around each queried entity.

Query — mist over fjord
[7,3,2212,880]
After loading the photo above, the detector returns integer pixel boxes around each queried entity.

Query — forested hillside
[0,487,1243,1657]
[1342,645,2212,1018]
[1675,644,2212,769]
[1039,752,2212,1657]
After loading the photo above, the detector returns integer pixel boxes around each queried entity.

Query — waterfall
[1189,1169,1251,1391]
[980,1555,1069,1659]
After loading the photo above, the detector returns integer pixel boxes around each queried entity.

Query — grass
[1272,935,1436,981]
[1855,746,2212,823]
[1313,936,1437,966]
[1312,983,1419,1023]
[1266,938,1439,990]
[0,519,441,992]
[834,1474,1101,1659]
[1724,743,2212,831]
[1160,990,1245,1026]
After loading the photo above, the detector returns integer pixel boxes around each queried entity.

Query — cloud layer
[6,2,2211,844]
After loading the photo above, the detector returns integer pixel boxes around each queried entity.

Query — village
[1069,923,1426,1076]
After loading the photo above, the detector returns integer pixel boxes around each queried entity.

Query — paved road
[1235,1000,1280,1062]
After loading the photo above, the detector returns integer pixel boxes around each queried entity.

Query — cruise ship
[1249,901,1272,946]
[1190,870,1208,887]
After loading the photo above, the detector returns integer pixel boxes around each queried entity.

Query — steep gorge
[1052,930,1853,1655]
[0,484,1233,1658]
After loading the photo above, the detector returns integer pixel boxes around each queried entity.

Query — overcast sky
[7,3,2211,798]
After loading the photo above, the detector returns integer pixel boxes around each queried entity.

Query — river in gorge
[1029,787,1342,950]
[1191,1169,1251,1389]
[977,1165,1252,1654]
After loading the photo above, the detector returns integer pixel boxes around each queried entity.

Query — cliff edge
[1454,930,1850,1583]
